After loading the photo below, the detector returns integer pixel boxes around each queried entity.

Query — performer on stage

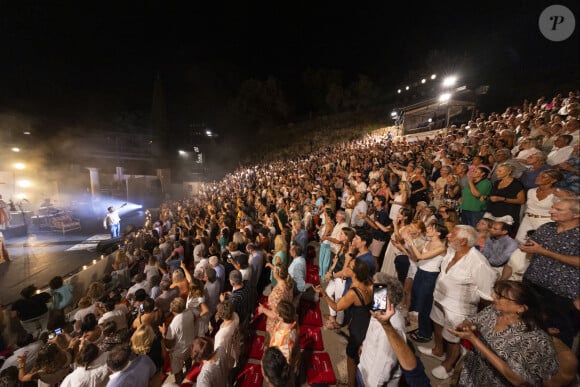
[0,194,10,230]
[0,232,10,263]
[103,206,121,238]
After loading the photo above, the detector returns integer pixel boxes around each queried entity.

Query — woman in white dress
[386,181,410,221]
[213,300,240,369]
[515,169,562,242]
[380,207,412,278]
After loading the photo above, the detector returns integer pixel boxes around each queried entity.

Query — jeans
[109,222,120,238]
[460,210,484,227]
[410,268,439,338]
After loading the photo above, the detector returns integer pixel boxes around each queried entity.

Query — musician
[103,206,121,238]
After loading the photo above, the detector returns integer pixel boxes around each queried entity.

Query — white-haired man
[418,225,496,380]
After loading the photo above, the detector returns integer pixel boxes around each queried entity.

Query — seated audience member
[98,300,128,331]
[60,342,110,387]
[73,296,99,334]
[0,333,43,374]
[105,344,156,387]
[481,214,519,271]
[17,342,72,385]
[357,273,406,386]
[547,134,574,166]
[262,346,293,387]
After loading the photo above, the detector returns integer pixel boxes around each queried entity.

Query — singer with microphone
[103,206,121,238]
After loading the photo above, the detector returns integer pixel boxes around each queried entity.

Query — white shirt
[351,200,368,227]
[98,309,128,331]
[358,309,406,387]
[60,352,110,387]
[434,247,497,316]
[166,309,196,356]
[547,145,573,166]
[103,210,120,227]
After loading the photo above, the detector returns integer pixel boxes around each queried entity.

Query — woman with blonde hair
[267,234,288,288]
[131,323,163,372]
[486,163,526,231]
[386,181,410,221]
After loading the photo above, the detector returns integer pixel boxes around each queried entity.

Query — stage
[0,210,146,306]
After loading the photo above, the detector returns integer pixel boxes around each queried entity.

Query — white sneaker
[417,346,446,362]
[431,365,453,380]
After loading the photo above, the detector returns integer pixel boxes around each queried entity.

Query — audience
[3,89,579,386]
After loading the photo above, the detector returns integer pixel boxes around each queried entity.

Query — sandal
[410,331,432,343]
[324,319,342,330]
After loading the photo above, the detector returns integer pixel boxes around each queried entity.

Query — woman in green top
[460,166,492,227]
[267,235,288,287]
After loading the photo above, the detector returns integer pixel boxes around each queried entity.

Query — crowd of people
[1,90,579,386]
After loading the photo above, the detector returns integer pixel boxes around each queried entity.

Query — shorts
[170,349,189,374]
[369,239,386,258]
[429,300,467,344]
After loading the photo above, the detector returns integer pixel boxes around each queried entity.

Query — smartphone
[372,284,388,312]
[139,304,144,313]
[54,327,63,335]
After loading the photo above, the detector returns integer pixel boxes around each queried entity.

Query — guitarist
[103,204,124,238]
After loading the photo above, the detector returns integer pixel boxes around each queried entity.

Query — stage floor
[0,210,146,306]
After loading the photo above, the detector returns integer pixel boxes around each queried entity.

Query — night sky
[0,1,578,139]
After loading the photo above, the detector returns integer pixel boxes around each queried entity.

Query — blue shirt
[520,164,551,190]
[288,255,306,292]
[482,236,519,267]
[294,230,309,252]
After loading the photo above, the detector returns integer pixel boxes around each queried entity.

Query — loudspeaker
[96,236,123,255]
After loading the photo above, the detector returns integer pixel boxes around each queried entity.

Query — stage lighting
[442,76,457,88]
[439,93,451,102]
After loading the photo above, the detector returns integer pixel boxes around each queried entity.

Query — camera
[371,284,388,312]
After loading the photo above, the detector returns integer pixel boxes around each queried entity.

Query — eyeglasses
[493,288,517,302]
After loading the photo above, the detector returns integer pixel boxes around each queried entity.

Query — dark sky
[0,0,578,135]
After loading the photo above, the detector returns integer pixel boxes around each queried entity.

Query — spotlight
[397,89,401,94]
[439,93,451,102]
[405,86,410,90]
[431,74,437,80]
[421,79,426,84]
[442,76,457,88]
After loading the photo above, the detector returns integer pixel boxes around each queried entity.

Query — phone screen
[54,327,63,335]
[372,284,388,311]
[139,304,144,313]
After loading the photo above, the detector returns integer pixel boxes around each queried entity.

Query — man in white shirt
[547,134,574,166]
[350,192,368,228]
[358,273,407,387]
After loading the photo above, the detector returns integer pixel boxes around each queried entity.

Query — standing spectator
[547,134,574,166]
[460,166,492,227]
[290,220,308,253]
[515,169,561,242]
[190,337,227,387]
[47,275,73,330]
[158,297,195,384]
[287,244,306,294]
[360,195,391,268]
[521,197,580,348]
[105,344,156,387]
[350,191,368,228]
[418,225,496,380]
[11,285,50,338]
[449,281,558,386]
[220,270,250,327]
[357,273,406,386]
[486,163,526,231]
[520,152,551,190]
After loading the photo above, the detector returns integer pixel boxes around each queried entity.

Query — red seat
[298,300,323,327]
[306,352,336,385]
[299,325,324,351]
[250,313,267,331]
[246,334,265,360]
[235,363,264,387]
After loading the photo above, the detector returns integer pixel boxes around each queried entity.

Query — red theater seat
[235,363,264,387]
[306,352,336,385]
[246,334,265,360]
[299,325,324,351]
[298,300,323,327]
